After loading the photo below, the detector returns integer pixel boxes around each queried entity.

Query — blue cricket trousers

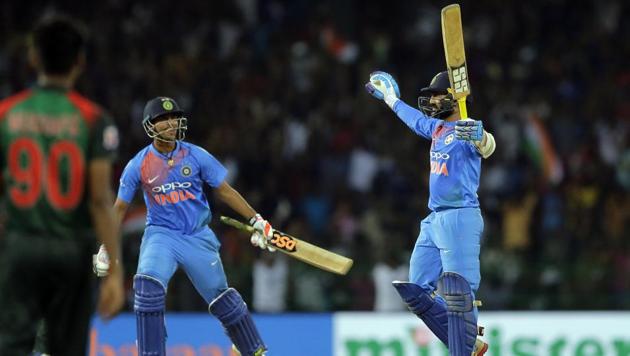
[137,225,228,303]
[409,207,483,294]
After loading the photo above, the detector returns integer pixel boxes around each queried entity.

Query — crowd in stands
[1,0,629,311]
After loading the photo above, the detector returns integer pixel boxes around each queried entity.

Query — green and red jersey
[0,85,118,238]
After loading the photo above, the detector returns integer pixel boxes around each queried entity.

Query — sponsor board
[334,312,630,356]
[89,312,630,355]
[90,313,332,356]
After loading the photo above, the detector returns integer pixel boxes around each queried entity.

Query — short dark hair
[31,16,86,75]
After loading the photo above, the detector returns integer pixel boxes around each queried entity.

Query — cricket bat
[220,216,354,275]
[441,4,471,119]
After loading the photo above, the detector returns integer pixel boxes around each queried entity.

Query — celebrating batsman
[366,71,495,355]
[94,96,273,355]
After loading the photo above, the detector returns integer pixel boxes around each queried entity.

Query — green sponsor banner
[335,312,630,356]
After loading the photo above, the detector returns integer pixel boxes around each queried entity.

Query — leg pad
[209,288,266,356]
[438,272,477,356]
[392,281,448,345]
[134,274,166,356]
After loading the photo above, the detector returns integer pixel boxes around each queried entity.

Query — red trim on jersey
[432,123,446,139]
[0,90,33,121]
[140,150,170,189]
[67,91,102,127]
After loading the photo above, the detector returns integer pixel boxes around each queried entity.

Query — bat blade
[220,216,353,275]
[441,3,470,118]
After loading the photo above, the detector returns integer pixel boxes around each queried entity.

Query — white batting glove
[250,231,276,252]
[93,244,110,277]
[249,214,276,252]
[365,71,401,109]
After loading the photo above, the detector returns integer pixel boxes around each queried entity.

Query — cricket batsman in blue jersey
[93,96,274,355]
[366,71,496,356]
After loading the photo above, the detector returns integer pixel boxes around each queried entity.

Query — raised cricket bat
[441,4,471,119]
[220,216,353,275]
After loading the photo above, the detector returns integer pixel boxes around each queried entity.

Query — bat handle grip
[457,97,468,119]
[220,216,256,233]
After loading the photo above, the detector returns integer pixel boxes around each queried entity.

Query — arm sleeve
[196,147,228,188]
[117,159,140,203]
[392,101,441,140]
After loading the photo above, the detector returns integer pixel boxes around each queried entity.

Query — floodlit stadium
[1,1,629,355]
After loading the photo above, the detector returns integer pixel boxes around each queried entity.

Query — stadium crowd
[1,0,629,312]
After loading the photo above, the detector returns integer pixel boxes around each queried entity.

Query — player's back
[0,85,111,238]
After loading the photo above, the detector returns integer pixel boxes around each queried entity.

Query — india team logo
[162,100,174,111]
[181,165,192,177]
[445,133,454,145]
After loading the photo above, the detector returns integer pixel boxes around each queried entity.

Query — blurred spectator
[1,0,628,311]
[372,250,408,312]
[502,191,537,251]
[252,253,289,313]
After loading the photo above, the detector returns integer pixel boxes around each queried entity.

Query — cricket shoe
[472,339,488,356]
[231,344,267,356]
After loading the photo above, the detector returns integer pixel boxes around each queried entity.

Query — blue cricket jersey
[393,101,482,211]
[118,141,227,234]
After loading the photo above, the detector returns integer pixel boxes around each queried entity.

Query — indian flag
[523,114,564,185]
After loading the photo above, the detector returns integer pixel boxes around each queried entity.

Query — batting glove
[455,119,484,141]
[249,214,276,252]
[250,231,276,252]
[365,71,401,109]
[93,244,110,277]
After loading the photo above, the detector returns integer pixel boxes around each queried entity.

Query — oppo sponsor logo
[152,181,192,193]
[430,151,450,160]
[430,151,450,176]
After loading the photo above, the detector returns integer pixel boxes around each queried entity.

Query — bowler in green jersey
[0,16,125,355]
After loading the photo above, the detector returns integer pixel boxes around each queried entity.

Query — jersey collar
[34,83,70,92]
[150,141,181,161]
